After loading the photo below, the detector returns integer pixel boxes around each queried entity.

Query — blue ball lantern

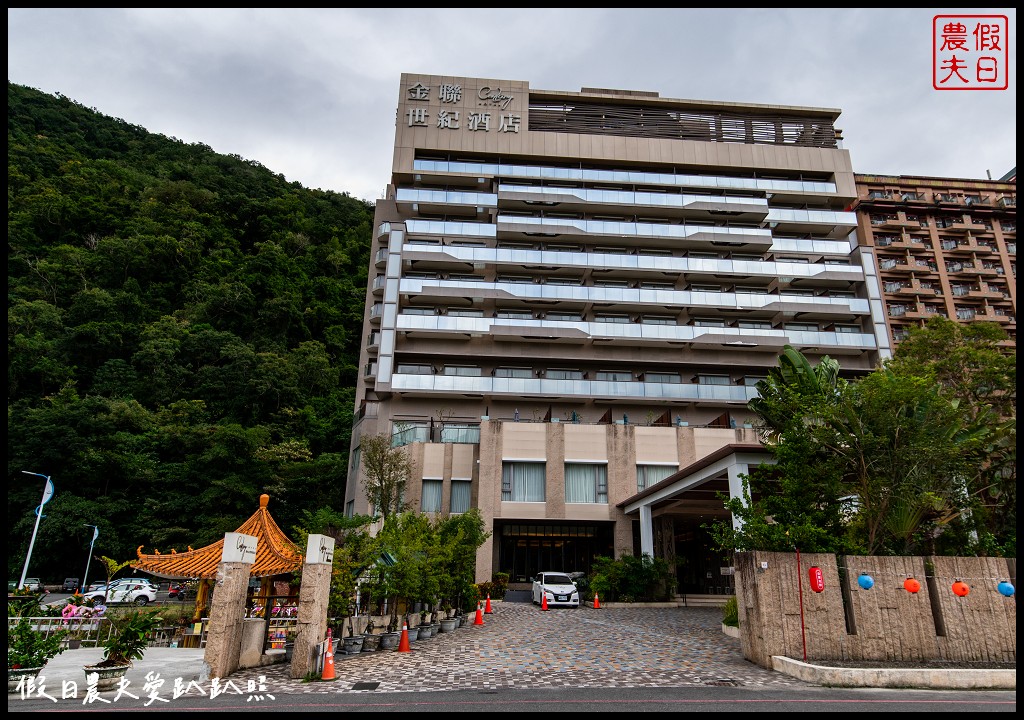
[857,574,874,590]
[997,581,1015,597]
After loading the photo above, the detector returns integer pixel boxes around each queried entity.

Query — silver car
[531,572,580,608]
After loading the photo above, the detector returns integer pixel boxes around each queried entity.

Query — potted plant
[360,617,381,652]
[83,609,164,691]
[417,607,434,640]
[60,594,106,648]
[8,616,67,693]
[340,604,363,654]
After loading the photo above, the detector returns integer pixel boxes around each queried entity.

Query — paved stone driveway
[229,603,807,695]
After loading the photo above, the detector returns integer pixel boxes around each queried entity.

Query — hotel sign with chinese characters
[933,14,1008,90]
[405,81,522,134]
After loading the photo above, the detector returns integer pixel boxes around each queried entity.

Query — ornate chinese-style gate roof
[131,494,303,580]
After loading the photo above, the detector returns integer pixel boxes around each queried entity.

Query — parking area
[225,602,805,694]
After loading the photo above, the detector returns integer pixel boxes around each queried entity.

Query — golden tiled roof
[131,494,303,579]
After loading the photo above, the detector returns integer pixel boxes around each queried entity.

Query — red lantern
[903,578,921,594]
[952,581,970,597]
[808,566,825,593]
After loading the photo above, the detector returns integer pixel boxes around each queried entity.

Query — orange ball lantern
[903,578,921,594]
[952,581,970,597]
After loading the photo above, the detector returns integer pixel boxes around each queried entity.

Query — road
[9,601,1015,712]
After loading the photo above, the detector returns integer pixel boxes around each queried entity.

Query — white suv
[87,579,158,606]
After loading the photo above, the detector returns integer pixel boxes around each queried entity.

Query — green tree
[359,433,410,519]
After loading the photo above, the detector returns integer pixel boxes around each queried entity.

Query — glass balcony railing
[400,244,861,278]
[394,314,878,350]
[398,278,870,314]
[413,159,838,195]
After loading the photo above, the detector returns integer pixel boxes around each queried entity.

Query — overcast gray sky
[8,8,1017,203]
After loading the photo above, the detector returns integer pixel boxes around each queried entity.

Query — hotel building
[345,74,890,590]
[852,174,1016,347]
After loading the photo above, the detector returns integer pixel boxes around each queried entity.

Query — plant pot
[341,636,364,654]
[361,634,381,652]
[62,639,82,650]
[83,664,131,692]
[378,632,400,651]
[405,626,420,642]
[439,618,458,633]
[430,623,440,637]
[9,667,43,694]
[417,623,434,640]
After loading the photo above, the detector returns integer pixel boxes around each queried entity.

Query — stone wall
[735,551,1016,669]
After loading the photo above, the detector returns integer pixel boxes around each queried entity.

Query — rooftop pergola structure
[131,493,303,619]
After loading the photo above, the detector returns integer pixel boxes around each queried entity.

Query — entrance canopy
[618,444,775,557]
[131,494,303,580]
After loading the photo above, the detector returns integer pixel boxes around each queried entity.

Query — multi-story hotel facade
[345,74,891,589]
[852,174,1016,347]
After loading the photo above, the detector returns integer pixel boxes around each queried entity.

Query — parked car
[21,578,43,593]
[531,572,581,608]
[85,582,157,606]
[62,577,80,592]
[8,580,17,592]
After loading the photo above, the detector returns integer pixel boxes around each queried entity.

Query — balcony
[935,193,962,206]
[997,196,1016,209]
[375,248,388,266]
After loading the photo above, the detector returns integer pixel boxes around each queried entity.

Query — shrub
[589,553,674,602]
[722,596,739,627]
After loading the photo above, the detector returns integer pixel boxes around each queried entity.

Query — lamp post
[19,471,55,590]
[82,525,99,593]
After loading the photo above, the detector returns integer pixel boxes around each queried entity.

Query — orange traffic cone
[592,592,600,609]
[484,593,493,614]
[322,628,337,680]
[541,591,548,611]
[473,601,485,625]
[398,622,411,652]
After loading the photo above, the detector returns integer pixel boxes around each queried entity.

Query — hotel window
[498,275,535,283]
[595,314,630,323]
[447,308,484,317]
[638,248,673,256]
[743,376,767,386]
[596,370,633,382]
[593,279,631,288]
[450,480,472,514]
[738,320,772,329]
[421,480,443,513]
[697,374,731,385]
[732,254,763,261]
[396,363,433,375]
[784,322,818,331]
[496,310,533,319]
[637,464,676,492]
[734,286,764,294]
[693,319,727,327]
[345,500,354,518]
[640,281,675,289]
[688,251,719,259]
[565,463,608,503]
[495,367,533,378]
[644,372,680,384]
[641,315,676,325]
[501,462,546,502]
[546,312,582,322]
[689,284,721,292]
[546,277,582,285]
[834,324,861,333]
[546,368,584,380]
[403,307,436,315]
[442,366,482,376]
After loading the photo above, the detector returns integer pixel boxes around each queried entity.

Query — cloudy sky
[8,8,1017,203]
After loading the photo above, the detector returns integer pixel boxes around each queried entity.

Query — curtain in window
[421,480,443,512]
[637,464,677,492]
[565,463,608,503]
[502,462,546,502]
[450,480,472,513]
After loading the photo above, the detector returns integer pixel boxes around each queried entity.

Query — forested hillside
[7,82,375,581]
